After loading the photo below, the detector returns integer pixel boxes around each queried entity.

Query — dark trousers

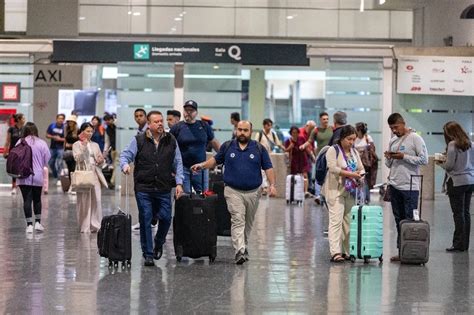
[19,185,43,225]
[390,186,419,248]
[447,179,473,250]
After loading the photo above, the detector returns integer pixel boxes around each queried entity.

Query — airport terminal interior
[0,0,474,313]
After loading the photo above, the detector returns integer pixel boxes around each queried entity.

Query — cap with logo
[183,100,198,110]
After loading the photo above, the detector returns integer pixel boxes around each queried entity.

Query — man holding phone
[384,113,428,262]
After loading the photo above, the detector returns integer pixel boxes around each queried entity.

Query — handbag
[71,161,95,190]
[382,184,391,202]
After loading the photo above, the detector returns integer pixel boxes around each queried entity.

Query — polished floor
[0,183,472,314]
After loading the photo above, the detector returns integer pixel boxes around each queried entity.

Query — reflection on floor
[0,185,472,313]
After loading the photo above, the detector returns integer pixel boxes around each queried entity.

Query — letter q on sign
[228,45,241,61]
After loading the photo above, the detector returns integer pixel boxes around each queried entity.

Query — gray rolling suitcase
[399,175,430,265]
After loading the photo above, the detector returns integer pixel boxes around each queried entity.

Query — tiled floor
[0,185,473,313]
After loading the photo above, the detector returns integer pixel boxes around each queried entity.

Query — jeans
[183,167,209,194]
[447,179,473,250]
[390,186,419,248]
[135,191,172,258]
[49,148,64,179]
[19,185,42,224]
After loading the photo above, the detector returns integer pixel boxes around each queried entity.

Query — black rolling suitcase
[97,175,132,269]
[399,175,430,265]
[173,173,218,262]
[212,181,231,236]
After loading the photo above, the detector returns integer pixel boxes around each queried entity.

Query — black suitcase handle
[409,174,423,218]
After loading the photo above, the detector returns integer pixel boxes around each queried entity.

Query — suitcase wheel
[114,261,119,269]
[209,255,216,263]
[350,255,356,263]
[108,260,114,269]
[363,257,370,264]
[378,255,383,263]
[176,256,182,262]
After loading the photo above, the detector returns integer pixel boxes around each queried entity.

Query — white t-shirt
[354,135,374,149]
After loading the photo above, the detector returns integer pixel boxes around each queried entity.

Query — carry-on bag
[211,180,231,236]
[399,175,430,265]
[349,186,384,263]
[285,174,304,205]
[173,171,218,262]
[59,167,70,193]
[97,174,132,269]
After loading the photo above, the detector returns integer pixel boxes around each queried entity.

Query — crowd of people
[4,103,473,266]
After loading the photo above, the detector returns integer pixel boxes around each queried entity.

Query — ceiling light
[379,0,386,4]
[127,11,132,15]
[79,17,86,20]
[360,0,364,12]
[171,27,177,31]
[182,11,186,15]
[286,15,294,20]
[174,17,182,21]
[213,65,219,70]
[133,12,141,16]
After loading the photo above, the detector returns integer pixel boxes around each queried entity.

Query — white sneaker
[26,225,33,233]
[132,223,140,231]
[151,223,157,228]
[11,188,16,195]
[56,180,62,187]
[34,222,45,232]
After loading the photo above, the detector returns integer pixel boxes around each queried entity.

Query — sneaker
[144,256,155,267]
[34,222,44,232]
[235,251,246,265]
[151,223,157,228]
[56,180,62,187]
[132,223,140,231]
[11,188,16,195]
[26,225,33,234]
[244,249,249,261]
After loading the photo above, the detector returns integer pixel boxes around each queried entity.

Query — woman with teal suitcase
[322,125,365,263]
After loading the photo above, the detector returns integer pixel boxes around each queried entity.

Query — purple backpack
[6,139,34,179]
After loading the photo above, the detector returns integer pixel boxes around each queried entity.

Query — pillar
[248,69,265,128]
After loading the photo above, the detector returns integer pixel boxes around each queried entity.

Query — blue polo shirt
[170,120,214,168]
[214,140,273,191]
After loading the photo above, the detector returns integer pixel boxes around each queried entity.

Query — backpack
[315,145,339,186]
[6,138,34,179]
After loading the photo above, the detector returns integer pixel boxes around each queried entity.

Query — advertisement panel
[397,56,474,96]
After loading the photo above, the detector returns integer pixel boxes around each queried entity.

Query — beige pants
[76,178,102,233]
[327,191,355,257]
[224,186,261,255]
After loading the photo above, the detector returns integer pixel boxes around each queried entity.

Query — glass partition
[183,63,242,144]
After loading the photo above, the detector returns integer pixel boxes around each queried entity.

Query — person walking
[285,126,311,195]
[103,114,117,188]
[73,122,108,233]
[384,113,428,262]
[191,120,276,264]
[63,115,79,191]
[437,121,474,252]
[46,114,65,186]
[90,116,105,152]
[166,110,181,130]
[17,122,51,233]
[3,113,26,195]
[170,100,220,194]
[120,111,184,267]
[322,125,365,263]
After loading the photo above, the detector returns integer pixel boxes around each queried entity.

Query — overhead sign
[0,83,21,102]
[397,56,474,96]
[52,41,309,66]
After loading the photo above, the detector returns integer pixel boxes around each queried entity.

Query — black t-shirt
[8,126,22,149]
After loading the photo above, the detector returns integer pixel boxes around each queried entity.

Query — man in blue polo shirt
[191,120,276,264]
[170,100,220,194]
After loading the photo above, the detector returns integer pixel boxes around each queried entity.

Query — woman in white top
[354,122,378,203]
[73,122,108,233]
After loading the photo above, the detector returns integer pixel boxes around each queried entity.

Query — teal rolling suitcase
[349,204,383,263]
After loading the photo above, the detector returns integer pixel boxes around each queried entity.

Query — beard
[237,135,250,144]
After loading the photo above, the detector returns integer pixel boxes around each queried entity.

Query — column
[249,69,265,127]
[27,0,78,37]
